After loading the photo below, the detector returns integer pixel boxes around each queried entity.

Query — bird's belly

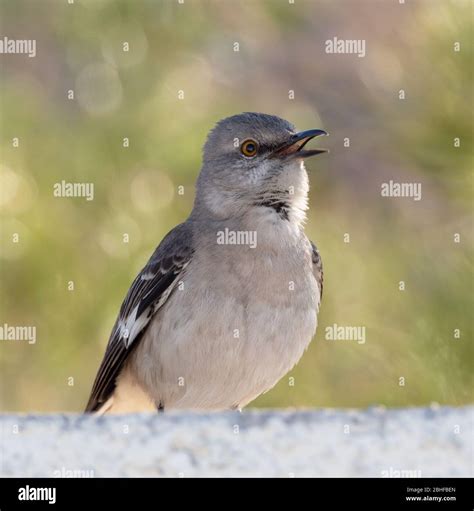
[179,304,316,408]
[132,254,319,409]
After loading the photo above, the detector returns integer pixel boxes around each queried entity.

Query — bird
[85,112,327,414]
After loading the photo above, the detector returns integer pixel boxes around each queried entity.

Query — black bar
[0,477,472,509]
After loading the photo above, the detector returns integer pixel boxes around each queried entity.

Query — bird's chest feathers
[197,217,317,315]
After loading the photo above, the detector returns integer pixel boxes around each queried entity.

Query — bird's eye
[240,139,259,157]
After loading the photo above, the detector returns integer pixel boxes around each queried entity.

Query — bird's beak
[273,129,328,159]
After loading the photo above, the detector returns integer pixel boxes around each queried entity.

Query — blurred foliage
[0,0,472,412]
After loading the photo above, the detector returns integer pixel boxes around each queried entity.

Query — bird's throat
[257,196,290,221]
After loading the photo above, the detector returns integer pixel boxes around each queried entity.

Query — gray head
[194,112,327,223]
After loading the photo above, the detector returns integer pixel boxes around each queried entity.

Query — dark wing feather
[85,223,193,412]
[310,240,323,300]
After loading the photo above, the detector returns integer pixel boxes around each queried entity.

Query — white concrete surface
[1,406,472,477]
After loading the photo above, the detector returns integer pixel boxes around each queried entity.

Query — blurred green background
[0,0,472,412]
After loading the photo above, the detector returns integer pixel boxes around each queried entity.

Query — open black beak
[273,129,328,159]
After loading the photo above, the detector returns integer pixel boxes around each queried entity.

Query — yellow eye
[241,139,258,157]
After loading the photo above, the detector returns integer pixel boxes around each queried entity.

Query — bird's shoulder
[117,221,194,327]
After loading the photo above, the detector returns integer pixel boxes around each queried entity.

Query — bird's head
[194,112,327,223]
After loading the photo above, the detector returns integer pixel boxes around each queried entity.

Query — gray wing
[310,240,323,300]
[85,223,193,412]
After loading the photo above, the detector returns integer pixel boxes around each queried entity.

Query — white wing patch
[118,268,188,348]
[119,305,148,348]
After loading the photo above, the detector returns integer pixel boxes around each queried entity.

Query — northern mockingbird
[85,112,326,414]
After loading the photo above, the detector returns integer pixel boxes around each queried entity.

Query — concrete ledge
[1,407,472,477]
